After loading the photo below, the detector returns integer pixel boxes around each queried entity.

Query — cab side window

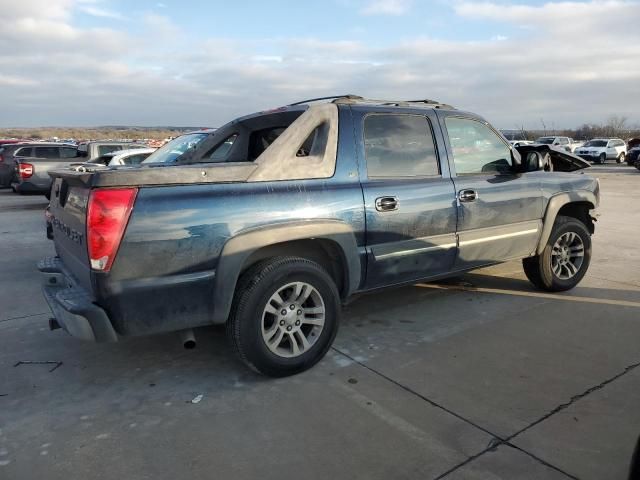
[445,117,512,175]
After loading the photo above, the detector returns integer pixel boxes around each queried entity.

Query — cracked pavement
[1,164,639,479]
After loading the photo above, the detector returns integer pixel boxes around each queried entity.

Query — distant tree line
[0,126,201,142]
[512,115,640,141]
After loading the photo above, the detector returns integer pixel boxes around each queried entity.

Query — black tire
[598,153,606,164]
[228,256,340,377]
[523,215,591,292]
[617,153,625,164]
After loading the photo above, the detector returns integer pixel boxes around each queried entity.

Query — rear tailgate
[48,174,94,291]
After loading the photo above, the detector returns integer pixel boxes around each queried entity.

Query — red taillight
[19,163,33,178]
[0,154,4,163]
[87,188,137,272]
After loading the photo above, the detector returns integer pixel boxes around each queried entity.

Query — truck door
[356,107,458,288]
[438,114,543,270]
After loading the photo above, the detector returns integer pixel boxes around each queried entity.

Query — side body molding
[211,220,361,324]
[536,190,598,255]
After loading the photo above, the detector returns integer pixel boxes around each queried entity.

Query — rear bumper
[12,180,49,194]
[38,256,118,342]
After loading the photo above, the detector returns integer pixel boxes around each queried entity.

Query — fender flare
[211,220,361,324]
[536,190,597,255]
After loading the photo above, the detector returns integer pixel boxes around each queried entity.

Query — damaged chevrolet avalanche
[41,95,599,376]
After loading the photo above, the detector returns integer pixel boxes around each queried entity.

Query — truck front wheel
[228,256,340,377]
[523,215,591,292]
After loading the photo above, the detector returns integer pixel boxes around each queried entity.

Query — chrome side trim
[372,221,542,262]
[375,242,457,260]
[458,228,539,247]
[372,233,457,261]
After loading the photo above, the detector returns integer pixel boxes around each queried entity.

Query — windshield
[142,133,208,164]
[583,140,607,147]
[535,137,554,144]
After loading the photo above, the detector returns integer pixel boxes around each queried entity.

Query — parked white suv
[574,138,627,164]
[534,136,574,152]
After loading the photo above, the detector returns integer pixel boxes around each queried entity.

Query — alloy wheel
[261,282,325,358]
[551,232,585,280]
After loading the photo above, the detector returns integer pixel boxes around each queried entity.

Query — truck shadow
[18,266,637,404]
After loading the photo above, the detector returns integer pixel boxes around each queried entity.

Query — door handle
[458,189,478,203]
[375,196,398,212]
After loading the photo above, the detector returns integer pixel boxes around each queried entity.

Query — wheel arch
[536,191,597,255]
[211,221,361,324]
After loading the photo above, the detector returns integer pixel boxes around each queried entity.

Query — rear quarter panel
[100,179,365,335]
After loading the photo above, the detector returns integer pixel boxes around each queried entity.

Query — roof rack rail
[406,99,444,105]
[287,95,455,110]
[289,94,362,106]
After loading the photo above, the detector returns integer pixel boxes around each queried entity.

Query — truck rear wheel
[523,215,591,292]
[228,256,340,377]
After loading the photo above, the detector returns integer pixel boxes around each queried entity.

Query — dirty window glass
[364,114,439,177]
[143,133,208,164]
[445,118,512,175]
[296,122,329,158]
[206,134,238,161]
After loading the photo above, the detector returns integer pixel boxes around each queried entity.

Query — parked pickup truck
[41,95,599,376]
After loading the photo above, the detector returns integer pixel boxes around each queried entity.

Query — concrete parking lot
[1,165,638,480]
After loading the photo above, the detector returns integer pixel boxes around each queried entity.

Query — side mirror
[524,151,544,172]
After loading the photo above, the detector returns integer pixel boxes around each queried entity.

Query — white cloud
[78,4,125,20]
[361,0,412,15]
[143,13,181,37]
[0,0,639,129]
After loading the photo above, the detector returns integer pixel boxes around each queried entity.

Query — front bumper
[38,256,118,342]
[577,154,599,162]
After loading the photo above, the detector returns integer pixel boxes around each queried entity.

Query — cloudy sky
[1,0,639,128]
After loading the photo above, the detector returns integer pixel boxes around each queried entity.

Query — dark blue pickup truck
[41,95,599,376]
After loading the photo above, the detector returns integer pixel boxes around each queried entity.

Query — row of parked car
[505,135,640,167]
[0,140,157,195]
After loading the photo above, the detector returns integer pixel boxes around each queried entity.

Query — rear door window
[364,114,440,177]
[34,146,61,159]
